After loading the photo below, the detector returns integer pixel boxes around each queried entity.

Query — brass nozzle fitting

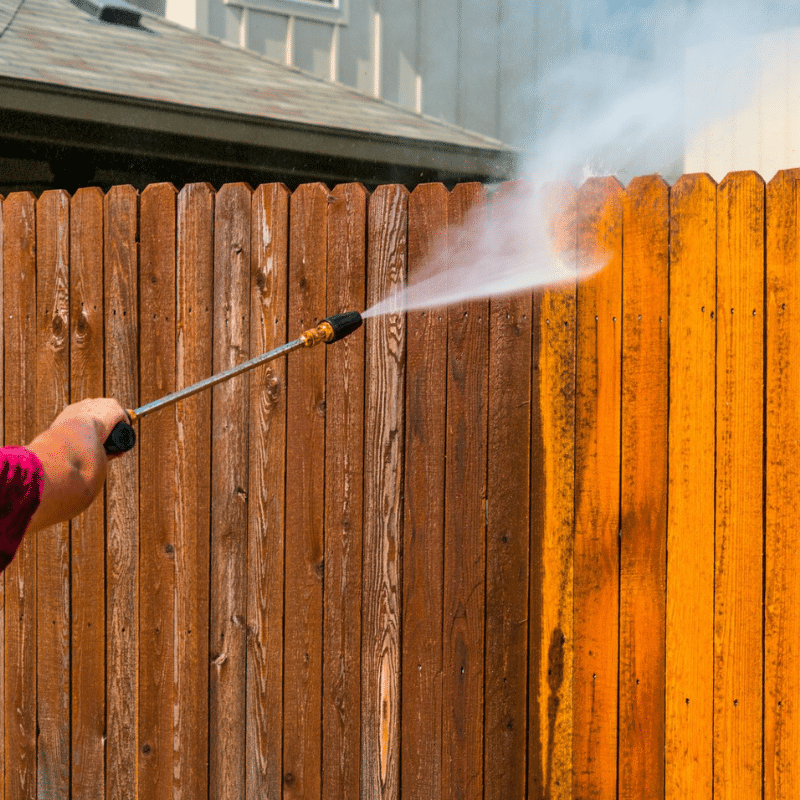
[300,320,334,347]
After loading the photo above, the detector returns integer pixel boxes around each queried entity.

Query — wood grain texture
[138,183,178,800]
[484,181,530,800]
[34,190,71,800]
[361,184,407,800]
[174,183,214,799]
[247,183,289,800]
[714,171,764,800]
[666,173,716,800]
[104,185,140,800]
[765,168,800,800]
[618,175,669,800]
[572,177,622,800]
[209,183,252,798]
[70,188,107,798]
[284,182,327,800]
[529,182,576,800]
[4,191,39,800]
[323,182,367,800]
[401,183,447,800]
[443,183,487,800]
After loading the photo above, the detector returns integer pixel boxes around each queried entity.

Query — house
[0,0,515,194]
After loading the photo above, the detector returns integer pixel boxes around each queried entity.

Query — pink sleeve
[0,447,44,573]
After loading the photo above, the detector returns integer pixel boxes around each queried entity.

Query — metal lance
[102,310,363,455]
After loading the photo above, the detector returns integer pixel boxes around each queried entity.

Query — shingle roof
[0,0,510,154]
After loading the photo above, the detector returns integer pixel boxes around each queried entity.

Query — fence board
[4,191,38,800]
[361,184,407,800]
[443,183,487,800]
[572,177,622,800]
[618,175,669,800]
[765,169,800,800]
[323,182,367,800]
[714,171,765,800]
[34,190,71,800]
[104,185,140,800]
[485,181,530,800]
[247,182,289,799]
[666,173,716,800]
[401,183,447,800]
[529,183,577,800]
[69,187,106,799]
[174,183,214,799]
[284,182,328,800]
[138,183,178,800]
[209,182,252,798]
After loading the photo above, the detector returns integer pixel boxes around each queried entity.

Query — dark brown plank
[137,182,177,800]
[442,182,487,800]
[35,190,71,798]
[174,183,214,798]
[401,182,447,800]
[714,171,764,800]
[70,187,107,798]
[484,181,530,800]
[361,184,407,800]
[529,182,577,800]
[323,182,367,800]
[104,184,140,800]
[4,191,39,800]
[246,182,289,798]
[208,183,252,797]
[666,173,716,800]
[284,182,328,800]
[618,175,669,800]
[765,169,800,800]
[572,177,622,800]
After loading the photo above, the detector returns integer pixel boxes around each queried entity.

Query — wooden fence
[0,172,797,799]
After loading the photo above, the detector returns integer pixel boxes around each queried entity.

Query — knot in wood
[284,773,295,786]
[76,312,90,337]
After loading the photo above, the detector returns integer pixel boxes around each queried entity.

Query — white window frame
[226,0,348,26]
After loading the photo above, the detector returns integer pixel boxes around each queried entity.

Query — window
[227,0,348,25]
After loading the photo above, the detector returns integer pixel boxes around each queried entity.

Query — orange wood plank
[284,182,328,800]
[529,182,577,800]
[208,183,252,797]
[714,171,764,800]
[323,182,367,800]
[104,185,140,800]
[4,191,39,800]
[618,175,669,800]
[35,190,71,798]
[361,184,407,800]
[137,183,178,800]
[401,183,447,800]
[666,173,716,800]
[484,181,530,800]
[69,187,107,798]
[764,168,800,800]
[174,183,214,798]
[247,183,289,798]
[572,177,622,800]
[442,183,487,800]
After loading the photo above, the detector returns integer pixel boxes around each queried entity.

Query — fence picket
[323,182,367,800]
[4,191,38,800]
[714,171,765,800]
[247,182,290,799]
[765,169,800,800]
[69,187,106,798]
[401,183,447,800]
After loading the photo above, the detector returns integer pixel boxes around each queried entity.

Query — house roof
[0,0,515,183]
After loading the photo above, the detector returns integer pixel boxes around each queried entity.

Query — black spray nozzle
[322,310,363,343]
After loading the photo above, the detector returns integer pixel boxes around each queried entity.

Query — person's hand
[51,398,130,462]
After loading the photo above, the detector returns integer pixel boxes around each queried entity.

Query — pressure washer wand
[103,310,363,455]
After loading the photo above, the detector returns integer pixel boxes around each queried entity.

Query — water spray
[103,310,363,455]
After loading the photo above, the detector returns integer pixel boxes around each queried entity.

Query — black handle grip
[104,421,136,455]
